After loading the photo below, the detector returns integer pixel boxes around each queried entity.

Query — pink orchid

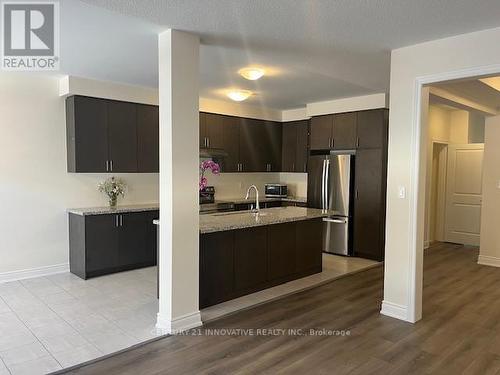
[199,160,221,191]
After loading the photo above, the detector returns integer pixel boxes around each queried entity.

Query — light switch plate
[398,186,406,199]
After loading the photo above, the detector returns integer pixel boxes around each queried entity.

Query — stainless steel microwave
[265,184,288,198]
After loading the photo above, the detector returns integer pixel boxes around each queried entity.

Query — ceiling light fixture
[227,90,252,102]
[239,67,265,81]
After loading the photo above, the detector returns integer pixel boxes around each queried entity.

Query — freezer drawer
[323,216,350,256]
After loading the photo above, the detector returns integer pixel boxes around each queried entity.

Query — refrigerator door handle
[321,159,327,211]
[325,159,330,210]
[323,217,348,224]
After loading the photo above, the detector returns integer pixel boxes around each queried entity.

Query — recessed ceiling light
[239,67,265,81]
[227,90,252,102]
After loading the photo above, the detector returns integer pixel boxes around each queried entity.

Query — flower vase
[109,196,117,208]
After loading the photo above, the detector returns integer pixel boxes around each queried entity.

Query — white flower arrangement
[98,177,126,206]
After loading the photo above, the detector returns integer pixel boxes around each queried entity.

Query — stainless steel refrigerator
[307,151,355,256]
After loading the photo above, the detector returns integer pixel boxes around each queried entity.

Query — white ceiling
[60,0,500,109]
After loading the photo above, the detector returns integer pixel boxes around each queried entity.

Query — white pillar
[157,29,201,333]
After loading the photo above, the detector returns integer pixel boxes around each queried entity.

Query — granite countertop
[68,204,159,216]
[199,206,327,234]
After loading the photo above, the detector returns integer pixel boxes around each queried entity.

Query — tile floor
[0,254,380,374]
[0,267,160,374]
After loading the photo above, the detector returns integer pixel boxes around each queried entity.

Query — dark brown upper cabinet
[356,109,389,149]
[199,112,207,148]
[221,115,241,173]
[310,110,389,151]
[200,112,224,149]
[310,115,332,151]
[107,100,138,173]
[282,120,308,172]
[238,118,260,172]
[137,104,159,173]
[66,96,109,173]
[265,121,283,172]
[310,113,358,151]
[66,95,159,173]
[332,112,357,150]
[238,118,282,172]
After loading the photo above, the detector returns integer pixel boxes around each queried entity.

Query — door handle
[323,218,347,224]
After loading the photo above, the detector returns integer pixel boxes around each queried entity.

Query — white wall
[0,73,159,276]
[469,112,486,143]
[383,26,500,323]
[479,116,500,266]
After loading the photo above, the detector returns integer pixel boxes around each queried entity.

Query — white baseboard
[478,255,500,267]
[0,263,69,284]
[156,310,203,334]
[380,300,409,321]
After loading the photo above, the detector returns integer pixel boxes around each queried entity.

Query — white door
[444,144,484,246]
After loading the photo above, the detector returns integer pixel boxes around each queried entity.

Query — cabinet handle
[356,137,360,148]
[207,137,210,148]
[120,215,123,226]
[115,215,119,227]
[304,163,306,172]
[105,160,109,172]
[110,160,113,171]
[292,163,295,171]
[331,138,335,149]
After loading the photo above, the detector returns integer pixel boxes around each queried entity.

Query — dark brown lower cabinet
[234,227,268,292]
[69,210,159,279]
[268,223,296,282]
[199,232,234,308]
[199,218,323,308]
[296,219,323,275]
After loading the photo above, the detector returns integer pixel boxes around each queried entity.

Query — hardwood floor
[66,242,500,375]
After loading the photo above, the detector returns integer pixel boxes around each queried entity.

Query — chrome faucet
[245,185,260,212]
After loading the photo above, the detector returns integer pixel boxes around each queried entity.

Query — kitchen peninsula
[199,206,326,308]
